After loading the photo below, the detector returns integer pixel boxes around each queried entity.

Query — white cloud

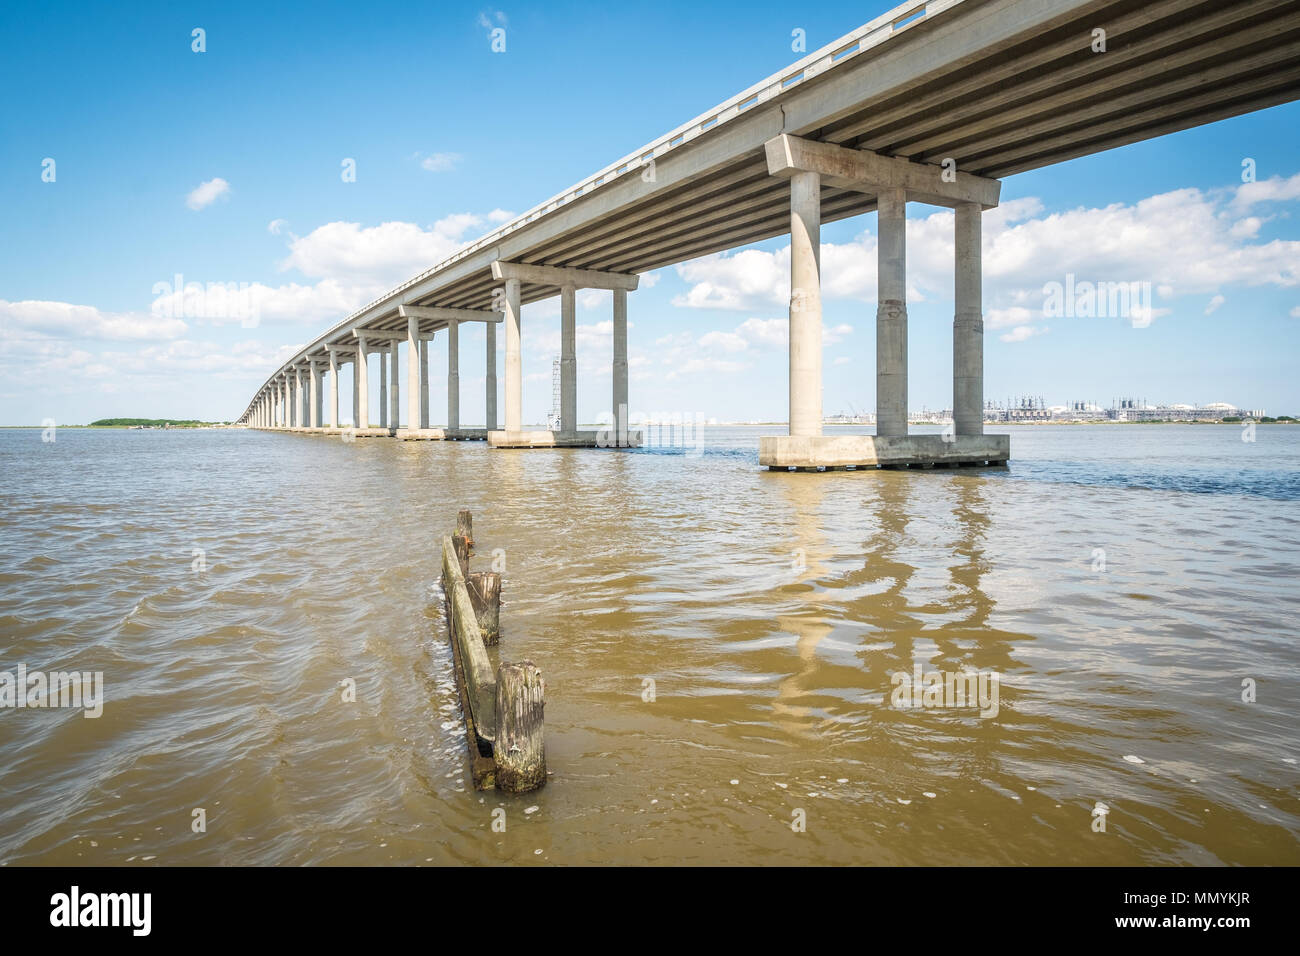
[279,215,489,286]
[420,153,461,173]
[1000,325,1046,343]
[267,218,288,235]
[697,329,747,352]
[1228,217,1262,239]
[735,317,787,348]
[1291,306,1300,319]
[186,177,230,211]
[1231,172,1300,211]
[0,299,187,341]
[487,208,514,223]
[1205,294,1225,315]
[986,305,1037,330]
[670,184,1300,342]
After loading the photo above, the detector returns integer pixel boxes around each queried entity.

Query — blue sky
[1,0,1298,425]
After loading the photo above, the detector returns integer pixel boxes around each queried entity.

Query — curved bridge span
[240,0,1300,469]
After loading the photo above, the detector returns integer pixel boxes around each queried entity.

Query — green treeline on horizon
[87,418,226,427]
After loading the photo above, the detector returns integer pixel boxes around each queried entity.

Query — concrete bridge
[239,0,1300,469]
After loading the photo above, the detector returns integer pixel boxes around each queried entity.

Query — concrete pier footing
[487,429,644,449]
[396,427,488,441]
[760,434,1009,470]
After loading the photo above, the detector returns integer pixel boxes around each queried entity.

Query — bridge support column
[356,335,369,429]
[315,366,324,428]
[378,348,388,428]
[309,359,320,428]
[876,187,908,439]
[447,318,460,432]
[420,336,430,429]
[560,284,577,435]
[789,170,822,440]
[954,202,984,437]
[613,287,628,446]
[485,318,497,431]
[406,316,420,434]
[389,344,399,431]
[503,277,522,433]
[328,351,339,428]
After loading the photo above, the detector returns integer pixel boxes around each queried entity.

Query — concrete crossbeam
[349,329,439,340]
[490,260,639,292]
[396,305,503,323]
[765,133,1001,209]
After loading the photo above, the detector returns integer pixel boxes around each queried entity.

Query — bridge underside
[243,0,1300,470]
[349,0,1300,320]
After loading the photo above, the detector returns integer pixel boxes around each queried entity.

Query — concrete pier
[327,347,341,429]
[503,277,522,434]
[485,320,497,431]
[759,133,1006,470]
[356,335,369,429]
[560,284,576,436]
[612,288,628,446]
[406,315,420,434]
[876,187,908,439]
[488,261,640,450]
[789,170,822,440]
[378,347,388,429]
[309,358,320,428]
[447,318,460,432]
[389,343,399,432]
[420,337,430,429]
[954,202,984,437]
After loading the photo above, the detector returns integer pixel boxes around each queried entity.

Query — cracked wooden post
[495,660,546,793]
[466,570,501,645]
[452,534,470,578]
[456,510,473,548]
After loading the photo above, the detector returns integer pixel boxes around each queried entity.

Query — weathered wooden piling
[437,511,545,793]
[495,661,546,793]
[441,535,497,787]
[452,533,470,578]
[466,570,501,645]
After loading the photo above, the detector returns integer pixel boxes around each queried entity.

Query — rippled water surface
[1,424,1297,865]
